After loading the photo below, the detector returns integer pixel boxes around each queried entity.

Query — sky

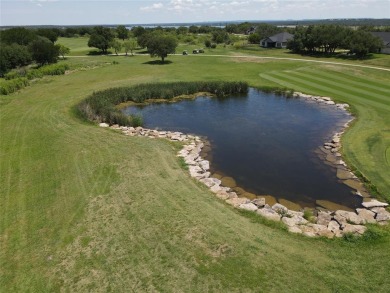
[1,0,389,26]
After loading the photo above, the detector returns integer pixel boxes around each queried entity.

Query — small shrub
[303,209,315,223]
[0,78,30,95]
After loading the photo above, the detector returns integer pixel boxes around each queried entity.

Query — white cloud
[140,2,164,11]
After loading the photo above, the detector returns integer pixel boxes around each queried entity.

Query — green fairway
[1,52,390,292]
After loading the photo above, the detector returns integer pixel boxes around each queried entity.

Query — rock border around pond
[99,92,389,238]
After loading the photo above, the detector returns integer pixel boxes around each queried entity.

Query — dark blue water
[124,88,361,208]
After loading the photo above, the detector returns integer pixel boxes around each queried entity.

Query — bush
[0,78,30,95]
[77,81,249,127]
[5,63,69,81]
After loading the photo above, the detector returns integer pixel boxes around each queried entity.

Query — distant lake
[123,88,362,209]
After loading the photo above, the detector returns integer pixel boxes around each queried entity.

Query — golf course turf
[1,47,389,292]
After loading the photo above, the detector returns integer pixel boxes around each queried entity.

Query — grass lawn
[1,49,390,292]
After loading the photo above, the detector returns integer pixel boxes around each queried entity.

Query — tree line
[287,25,383,57]
[0,27,70,76]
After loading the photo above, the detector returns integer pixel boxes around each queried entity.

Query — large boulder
[226,197,250,207]
[334,210,364,225]
[356,208,376,224]
[371,207,390,222]
[343,224,367,235]
[282,215,308,227]
[362,199,389,209]
[317,211,332,226]
[257,206,281,222]
[327,220,342,237]
[251,198,266,208]
[239,203,258,212]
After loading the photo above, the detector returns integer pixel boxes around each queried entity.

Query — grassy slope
[1,54,390,292]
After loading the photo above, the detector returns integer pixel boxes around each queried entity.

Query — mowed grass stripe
[289,71,389,103]
[266,72,390,111]
[258,72,315,94]
[298,68,390,95]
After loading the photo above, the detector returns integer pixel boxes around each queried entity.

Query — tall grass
[0,78,30,95]
[77,81,248,126]
[1,64,70,95]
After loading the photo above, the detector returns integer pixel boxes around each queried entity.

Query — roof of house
[370,32,390,47]
[262,32,294,43]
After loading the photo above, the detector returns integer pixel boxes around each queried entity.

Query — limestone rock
[362,199,389,209]
[288,226,303,234]
[306,223,328,234]
[210,184,223,194]
[199,160,210,171]
[317,229,335,239]
[343,224,367,235]
[251,198,266,208]
[239,203,258,212]
[371,207,390,222]
[215,191,230,200]
[99,122,109,127]
[336,169,354,180]
[327,220,341,234]
[282,215,308,227]
[199,178,221,188]
[227,192,238,199]
[356,208,376,224]
[272,203,288,214]
[317,211,332,226]
[256,206,281,222]
[334,210,364,225]
[343,179,363,190]
[226,197,250,207]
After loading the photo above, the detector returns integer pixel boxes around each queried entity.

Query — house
[370,32,390,54]
[260,32,293,48]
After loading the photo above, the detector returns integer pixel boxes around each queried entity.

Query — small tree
[204,39,211,48]
[146,33,178,63]
[124,39,138,56]
[56,44,70,59]
[248,33,261,44]
[116,25,129,41]
[111,40,122,55]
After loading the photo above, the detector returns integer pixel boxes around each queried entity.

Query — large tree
[347,31,383,57]
[0,44,32,76]
[116,25,129,41]
[146,33,178,63]
[88,26,115,54]
[29,37,59,65]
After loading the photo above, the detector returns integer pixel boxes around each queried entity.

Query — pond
[123,88,362,210]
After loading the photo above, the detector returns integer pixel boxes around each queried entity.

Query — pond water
[123,88,362,209]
